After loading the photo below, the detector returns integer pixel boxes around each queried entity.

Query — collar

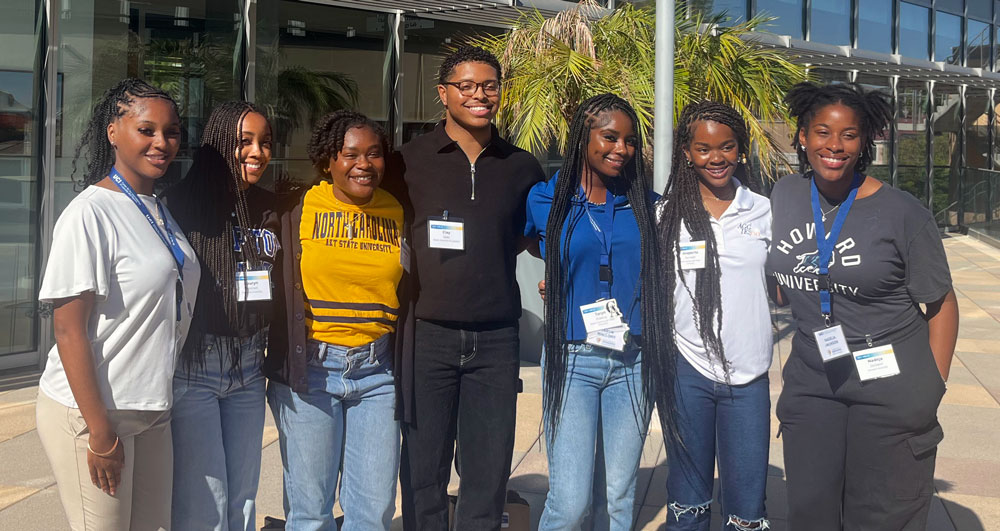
[730,177,754,212]
[429,120,507,155]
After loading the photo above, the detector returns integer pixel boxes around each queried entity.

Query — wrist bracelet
[88,436,119,458]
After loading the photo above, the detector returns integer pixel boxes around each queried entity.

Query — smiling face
[235,111,272,187]
[437,61,500,132]
[799,102,863,185]
[684,119,740,193]
[584,110,637,181]
[327,125,385,205]
[107,97,181,185]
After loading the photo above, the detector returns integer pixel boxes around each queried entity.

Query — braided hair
[306,110,389,180]
[785,82,893,174]
[656,101,756,386]
[542,94,675,442]
[168,101,269,377]
[71,78,178,189]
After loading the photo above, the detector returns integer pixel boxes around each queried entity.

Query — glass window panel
[810,0,850,46]
[935,0,965,15]
[899,3,930,60]
[256,1,389,188]
[965,89,992,226]
[855,75,891,181]
[56,0,241,211]
[935,12,962,64]
[968,0,992,20]
[932,84,962,225]
[690,0,747,24]
[968,20,991,69]
[897,79,929,202]
[756,0,803,39]
[858,0,893,54]
[0,0,40,356]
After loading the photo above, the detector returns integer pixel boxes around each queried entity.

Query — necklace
[700,194,734,203]
[821,203,840,222]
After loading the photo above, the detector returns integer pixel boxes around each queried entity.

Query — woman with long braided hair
[35,78,200,529]
[264,110,403,529]
[164,101,278,530]
[525,93,673,530]
[768,82,958,529]
[656,101,773,530]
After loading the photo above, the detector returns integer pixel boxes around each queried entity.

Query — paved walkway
[1,234,998,530]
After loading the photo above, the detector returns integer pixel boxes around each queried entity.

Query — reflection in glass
[858,0,892,54]
[256,1,387,187]
[756,0,803,39]
[810,0,850,46]
[932,84,962,225]
[690,0,747,23]
[965,88,991,226]
[0,0,40,356]
[897,79,929,202]
[968,20,991,70]
[899,3,930,60]
[56,0,241,212]
[934,12,962,64]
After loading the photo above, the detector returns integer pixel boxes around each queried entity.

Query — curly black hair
[306,110,389,181]
[437,45,502,84]
[71,78,178,189]
[785,82,893,174]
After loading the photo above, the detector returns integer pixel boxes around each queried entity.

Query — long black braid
[71,78,178,189]
[306,110,389,181]
[657,101,756,383]
[168,101,268,378]
[543,94,676,443]
[785,82,893,174]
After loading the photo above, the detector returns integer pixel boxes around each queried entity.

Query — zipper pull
[470,162,476,200]
[865,334,873,348]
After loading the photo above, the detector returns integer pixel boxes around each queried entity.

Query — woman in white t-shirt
[656,101,772,530]
[35,78,200,530]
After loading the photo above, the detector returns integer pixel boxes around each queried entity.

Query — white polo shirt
[38,186,201,411]
[671,181,773,384]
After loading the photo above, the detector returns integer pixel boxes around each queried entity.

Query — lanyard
[810,172,862,325]
[583,188,615,299]
[109,168,185,320]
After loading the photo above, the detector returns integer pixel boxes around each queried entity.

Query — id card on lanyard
[809,173,859,362]
[580,189,629,351]
[109,168,186,321]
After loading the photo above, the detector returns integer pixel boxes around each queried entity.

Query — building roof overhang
[746,31,1000,88]
[320,0,606,28]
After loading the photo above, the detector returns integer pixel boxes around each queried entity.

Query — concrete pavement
[1,234,998,530]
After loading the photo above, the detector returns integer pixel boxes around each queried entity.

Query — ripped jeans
[666,355,770,530]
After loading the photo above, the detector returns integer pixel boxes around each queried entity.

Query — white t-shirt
[670,182,773,384]
[38,186,201,410]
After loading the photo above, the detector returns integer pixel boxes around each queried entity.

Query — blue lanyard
[582,188,615,300]
[810,172,862,324]
[109,168,185,320]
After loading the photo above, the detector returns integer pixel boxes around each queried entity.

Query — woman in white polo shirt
[34,78,200,530]
[656,101,772,530]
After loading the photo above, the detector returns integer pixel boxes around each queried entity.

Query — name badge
[235,269,272,302]
[679,241,706,270]
[586,325,630,352]
[853,344,901,381]
[428,217,465,250]
[813,324,851,362]
[400,238,412,273]
[580,298,625,333]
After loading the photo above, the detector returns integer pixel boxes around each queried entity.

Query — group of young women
[35,47,957,531]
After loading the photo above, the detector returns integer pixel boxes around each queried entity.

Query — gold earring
[740,154,747,164]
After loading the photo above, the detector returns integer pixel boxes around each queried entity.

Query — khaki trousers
[36,391,173,531]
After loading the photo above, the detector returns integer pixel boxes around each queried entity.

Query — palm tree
[466,1,807,179]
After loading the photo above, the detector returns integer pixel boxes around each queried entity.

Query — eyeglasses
[441,80,501,97]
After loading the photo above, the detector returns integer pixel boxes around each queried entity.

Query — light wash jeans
[267,334,399,531]
[171,330,267,531]
[539,343,652,531]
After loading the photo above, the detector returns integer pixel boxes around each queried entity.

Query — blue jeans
[666,355,771,530]
[539,343,651,531]
[171,331,267,531]
[267,335,398,531]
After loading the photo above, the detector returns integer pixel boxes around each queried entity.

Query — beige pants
[35,391,173,531]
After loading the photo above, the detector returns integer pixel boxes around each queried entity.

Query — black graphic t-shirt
[765,174,952,342]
